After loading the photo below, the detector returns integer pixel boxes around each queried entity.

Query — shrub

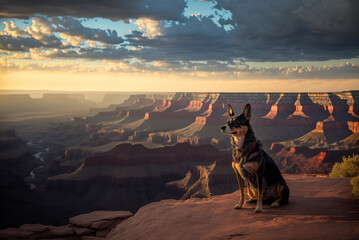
[329,154,359,178]
[351,175,359,199]
[330,154,359,200]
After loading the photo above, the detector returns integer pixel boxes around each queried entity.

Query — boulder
[19,223,49,233]
[72,227,95,236]
[69,211,132,228]
[95,229,110,237]
[48,225,74,237]
[0,228,34,239]
[91,219,113,230]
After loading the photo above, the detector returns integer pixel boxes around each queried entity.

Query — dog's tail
[281,184,290,204]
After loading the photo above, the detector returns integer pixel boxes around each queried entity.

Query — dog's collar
[240,142,256,154]
[235,142,257,159]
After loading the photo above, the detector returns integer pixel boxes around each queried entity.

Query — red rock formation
[348,121,359,133]
[270,145,358,174]
[81,92,359,151]
[348,105,359,117]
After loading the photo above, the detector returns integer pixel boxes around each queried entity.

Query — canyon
[0,91,358,229]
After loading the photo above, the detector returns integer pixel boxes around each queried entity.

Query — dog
[221,103,289,213]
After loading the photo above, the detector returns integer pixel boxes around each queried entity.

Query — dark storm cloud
[0,0,186,21]
[51,17,124,45]
[122,0,359,63]
[213,0,359,61]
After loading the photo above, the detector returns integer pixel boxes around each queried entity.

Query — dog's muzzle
[221,125,237,135]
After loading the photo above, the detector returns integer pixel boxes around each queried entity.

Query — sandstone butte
[1,175,358,240]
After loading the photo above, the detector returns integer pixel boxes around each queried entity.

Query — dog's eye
[233,121,241,128]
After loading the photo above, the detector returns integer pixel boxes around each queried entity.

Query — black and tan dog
[221,103,289,213]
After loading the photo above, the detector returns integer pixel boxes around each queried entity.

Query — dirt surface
[108,174,359,240]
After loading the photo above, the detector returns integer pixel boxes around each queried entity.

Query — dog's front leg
[254,172,263,213]
[232,162,245,209]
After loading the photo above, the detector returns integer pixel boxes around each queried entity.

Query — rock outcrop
[0,210,132,240]
[269,143,358,174]
[107,175,359,240]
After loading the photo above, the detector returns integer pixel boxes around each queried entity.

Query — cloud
[0,35,44,51]
[25,16,63,47]
[134,18,164,39]
[0,0,186,21]
[1,17,63,50]
[52,17,124,46]
[213,0,359,61]
[3,46,358,82]
[3,21,28,37]
[25,16,53,36]
[124,0,359,63]
[0,16,123,51]
[237,62,359,80]
[128,16,232,61]
[1,0,358,74]
[28,47,131,61]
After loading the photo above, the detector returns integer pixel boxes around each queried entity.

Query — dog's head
[221,103,251,138]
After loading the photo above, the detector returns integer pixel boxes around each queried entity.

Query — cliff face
[46,143,236,213]
[269,143,358,174]
[63,91,358,176]
[0,129,40,185]
[0,130,43,229]
[78,91,358,150]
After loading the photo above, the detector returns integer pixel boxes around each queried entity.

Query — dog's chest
[234,160,256,182]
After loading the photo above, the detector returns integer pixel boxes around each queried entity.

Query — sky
[0,0,358,92]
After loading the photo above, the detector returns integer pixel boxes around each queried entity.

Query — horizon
[1,89,359,94]
[1,0,359,92]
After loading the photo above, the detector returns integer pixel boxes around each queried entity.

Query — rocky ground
[107,174,359,240]
[0,211,132,240]
[2,174,358,240]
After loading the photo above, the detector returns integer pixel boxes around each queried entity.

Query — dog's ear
[227,104,235,117]
[242,103,251,121]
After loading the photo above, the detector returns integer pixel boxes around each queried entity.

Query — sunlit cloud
[134,18,164,39]
[3,21,28,37]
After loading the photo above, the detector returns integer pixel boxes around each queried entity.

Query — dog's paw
[234,203,242,209]
[271,201,280,208]
[254,207,262,213]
